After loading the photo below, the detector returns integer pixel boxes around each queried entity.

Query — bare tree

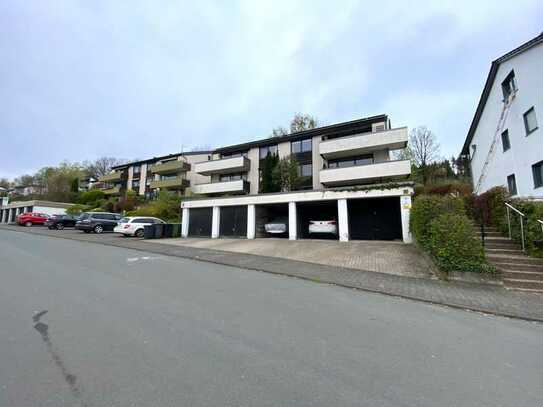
[406,126,441,184]
[84,157,126,179]
[270,127,288,138]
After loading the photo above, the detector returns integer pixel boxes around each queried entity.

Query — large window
[507,174,517,196]
[132,180,140,189]
[328,154,374,169]
[533,161,543,189]
[501,70,517,100]
[133,165,141,175]
[298,163,312,177]
[501,129,511,152]
[219,173,244,182]
[291,138,312,154]
[259,145,278,159]
[524,107,538,135]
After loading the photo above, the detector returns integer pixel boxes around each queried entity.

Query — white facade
[0,200,73,224]
[466,38,542,198]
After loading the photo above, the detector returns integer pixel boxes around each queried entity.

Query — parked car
[308,219,337,235]
[45,214,78,230]
[264,217,288,234]
[17,212,49,227]
[75,212,122,234]
[113,217,165,238]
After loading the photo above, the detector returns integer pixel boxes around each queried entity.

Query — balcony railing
[149,177,189,190]
[193,156,250,176]
[190,179,250,195]
[102,186,122,195]
[149,160,190,174]
[99,172,123,183]
[319,160,411,186]
[319,127,408,159]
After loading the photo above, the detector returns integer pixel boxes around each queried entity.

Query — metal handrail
[505,202,525,251]
[538,219,543,235]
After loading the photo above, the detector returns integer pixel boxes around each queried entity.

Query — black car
[75,212,122,234]
[45,214,78,230]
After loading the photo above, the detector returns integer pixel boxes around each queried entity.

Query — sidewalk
[2,225,543,322]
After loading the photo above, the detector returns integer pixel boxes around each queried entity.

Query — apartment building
[182,114,413,242]
[98,151,211,198]
[461,32,543,198]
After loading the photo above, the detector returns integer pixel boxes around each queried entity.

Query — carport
[255,203,289,238]
[297,200,338,240]
[348,197,402,240]
[219,205,247,238]
[188,207,212,237]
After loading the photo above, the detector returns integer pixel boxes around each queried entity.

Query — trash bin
[163,224,173,238]
[172,224,181,237]
[154,223,164,239]
[144,225,155,239]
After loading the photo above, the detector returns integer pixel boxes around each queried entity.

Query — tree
[289,113,318,133]
[14,174,36,186]
[270,127,288,138]
[84,157,125,179]
[274,155,300,192]
[406,126,441,184]
[259,153,280,193]
[0,178,10,189]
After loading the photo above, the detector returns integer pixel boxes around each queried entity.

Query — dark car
[75,212,122,234]
[45,214,78,230]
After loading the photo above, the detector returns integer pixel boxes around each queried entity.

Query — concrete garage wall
[34,206,68,216]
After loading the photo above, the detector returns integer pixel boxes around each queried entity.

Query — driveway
[149,237,437,279]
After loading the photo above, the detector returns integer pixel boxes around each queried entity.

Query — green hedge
[410,194,490,273]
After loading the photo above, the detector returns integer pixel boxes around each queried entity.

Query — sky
[1,0,542,180]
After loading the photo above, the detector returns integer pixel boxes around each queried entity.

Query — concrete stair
[474,225,543,293]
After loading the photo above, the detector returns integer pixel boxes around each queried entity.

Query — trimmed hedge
[410,194,491,273]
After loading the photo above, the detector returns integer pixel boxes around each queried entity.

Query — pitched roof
[461,32,543,155]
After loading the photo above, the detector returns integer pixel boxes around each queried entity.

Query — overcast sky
[1,1,542,179]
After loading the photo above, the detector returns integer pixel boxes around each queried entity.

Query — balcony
[191,180,250,195]
[319,160,411,186]
[99,172,123,183]
[319,127,408,159]
[102,186,122,195]
[193,156,250,176]
[150,160,190,174]
[149,177,189,190]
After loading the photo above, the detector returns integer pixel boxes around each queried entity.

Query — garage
[188,207,212,237]
[348,197,401,240]
[255,203,289,238]
[220,205,247,238]
[297,200,338,240]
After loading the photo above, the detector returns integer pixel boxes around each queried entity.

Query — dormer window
[501,70,517,101]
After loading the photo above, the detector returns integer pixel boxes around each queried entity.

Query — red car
[17,212,50,227]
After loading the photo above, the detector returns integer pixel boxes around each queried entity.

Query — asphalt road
[1,229,542,407]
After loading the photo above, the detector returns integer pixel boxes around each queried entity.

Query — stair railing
[538,219,543,236]
[505,202,525,252]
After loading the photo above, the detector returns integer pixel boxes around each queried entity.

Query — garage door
[188,207,212,237]
[348,197,401,240]
[220,205,247,238]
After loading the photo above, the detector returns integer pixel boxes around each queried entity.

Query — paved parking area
[152,237,437,279]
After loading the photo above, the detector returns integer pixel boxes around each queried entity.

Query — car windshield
[79,213,90,220]
[120,218,130,223]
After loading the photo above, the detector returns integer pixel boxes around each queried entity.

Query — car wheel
[135,229,144,238]
[25,221,32,227]
[57,223,65,230]
[94,225,104,234]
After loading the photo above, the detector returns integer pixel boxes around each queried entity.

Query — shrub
[410,195,465,250]
[126,191,181,222]
[66,204,87,215]
[423,181,472,197]
[78,189,105,205]
[428,213,488,273]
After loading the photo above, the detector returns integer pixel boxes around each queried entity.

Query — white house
[461,32,543,199]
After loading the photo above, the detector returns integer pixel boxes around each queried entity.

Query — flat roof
[111,150,212,170]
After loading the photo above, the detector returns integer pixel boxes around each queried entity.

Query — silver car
[264,217,288,234]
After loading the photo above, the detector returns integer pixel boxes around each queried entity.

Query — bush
[410,195,465,250]
[423,181,472,197]
[505,199,543,258]
[428,213,487,273]
[78,189,105,205]
[66,204,87,215]
[126,191,181,222]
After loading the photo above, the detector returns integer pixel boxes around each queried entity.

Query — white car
[308,220,337,235]
[113,216,165,238]
[264,217,288,234]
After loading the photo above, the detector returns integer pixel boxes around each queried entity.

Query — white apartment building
[181,114,413,242]
[461,32,543,199]
[98,151,211,199]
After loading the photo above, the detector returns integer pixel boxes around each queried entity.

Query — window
[328,154,374,169]
[291,138,312,153]
[533,161,543,189]
[501,70,517,100]
[221,151,247,159]
[298,163,312,177]
[219,173,243,182]
[132,180,140,188]
[133,166,141,174]
[523,107,538,135]
[507,174,517,196]
[501,130,511,152]
[259,145,278,159]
